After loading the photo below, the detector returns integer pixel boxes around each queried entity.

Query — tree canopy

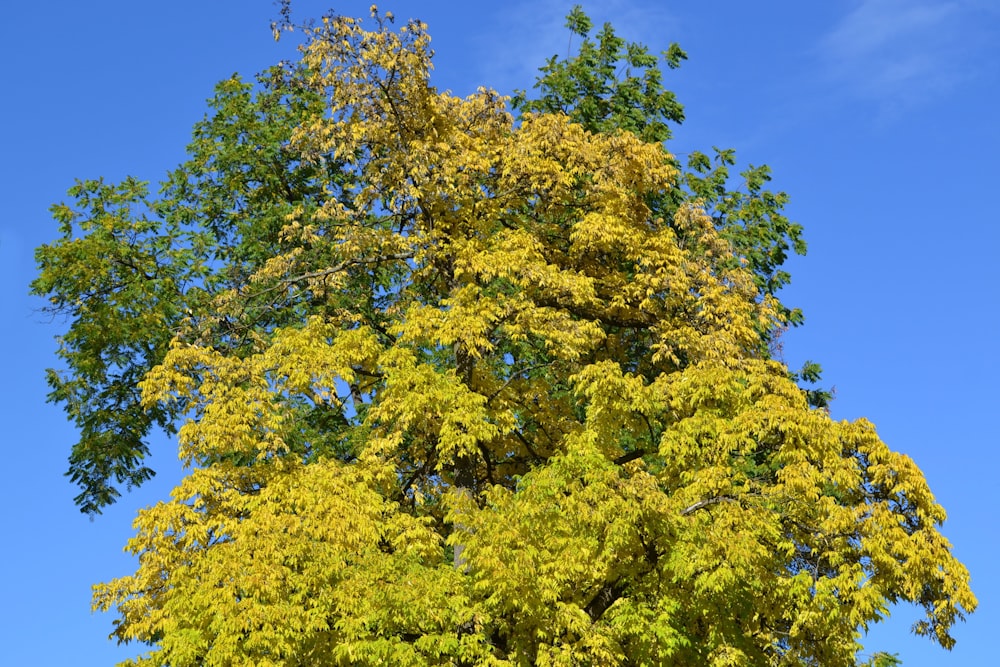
[33,6,973,666]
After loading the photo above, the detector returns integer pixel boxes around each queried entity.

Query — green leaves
[564,5,592,37]
[32,65,351,512]
[33,177,184,512]
[514,11,804,335]
[860,652,903,667]
[513,13,684,144]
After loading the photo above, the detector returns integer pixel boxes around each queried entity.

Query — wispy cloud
[463,0,681,96]
[820,0,993,111]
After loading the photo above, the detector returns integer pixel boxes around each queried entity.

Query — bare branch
[681,496,735,516]
[281,252,415,285]
[613,449,646,466]
[239,251,415,302]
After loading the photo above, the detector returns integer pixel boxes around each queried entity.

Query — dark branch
[282,252,415,285]
[613,449,647,466]
[584,579,627,621]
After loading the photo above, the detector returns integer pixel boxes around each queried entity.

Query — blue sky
[2,1,997,664]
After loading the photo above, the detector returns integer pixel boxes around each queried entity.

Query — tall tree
[36,7,972,666]
[33,5,813,515]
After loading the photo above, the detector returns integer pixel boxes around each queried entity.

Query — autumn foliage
[34,7,973,666]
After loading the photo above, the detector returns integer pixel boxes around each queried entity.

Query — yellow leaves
[447,446,667,665]
[498,115,676,262]
[268,318,381,396]
[368,345,514,466]
[459,229,583,297]
[142,317,386,467]
[98,456,453,666]
[395,284,507,358]
[625,353,975,659]
[96,9,975,666]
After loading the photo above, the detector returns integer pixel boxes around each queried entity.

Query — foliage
[35,6,973,666]
[513,6,807,328]
[33,59,332,512]
[859,652,903,667]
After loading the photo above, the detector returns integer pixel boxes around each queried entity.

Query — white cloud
[826,0,958,60]
[464,0,681,96]
[820,0,991,110]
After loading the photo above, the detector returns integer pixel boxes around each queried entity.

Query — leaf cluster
[33,6,973,666]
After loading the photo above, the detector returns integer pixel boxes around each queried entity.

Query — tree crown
[35,6,974,666]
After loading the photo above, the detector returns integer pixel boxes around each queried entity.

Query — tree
[33,5,812,517]
[35,7,973,666]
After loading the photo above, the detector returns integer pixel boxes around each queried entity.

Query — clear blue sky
[2,1,996,664]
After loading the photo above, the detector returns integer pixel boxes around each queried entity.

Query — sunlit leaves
[34,5,975,666]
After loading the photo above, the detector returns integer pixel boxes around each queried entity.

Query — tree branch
[584,579,627,622]
[613,449,646,466]
[281,252,415,285]
[681,496,735,516]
